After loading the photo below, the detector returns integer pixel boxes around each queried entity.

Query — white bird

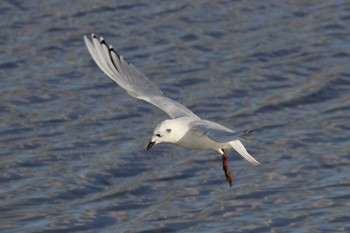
[84,34,259,187]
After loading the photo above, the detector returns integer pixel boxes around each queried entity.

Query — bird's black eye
[166,129,171,133]
[156,133,161,137]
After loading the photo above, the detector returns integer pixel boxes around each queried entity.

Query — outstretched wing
[191,121,250,143]
[206,128,253,142]
[190,121,259,165]
[84,34,200,120]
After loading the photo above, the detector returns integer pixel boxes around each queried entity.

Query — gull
[84,34,260,187]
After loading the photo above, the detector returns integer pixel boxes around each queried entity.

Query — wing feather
[190,121,248,143]
[84,34,199,120]
[190,121,260,165]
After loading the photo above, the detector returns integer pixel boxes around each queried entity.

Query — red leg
[222,150,232,187]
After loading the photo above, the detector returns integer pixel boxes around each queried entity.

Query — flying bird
[84,34,259,187]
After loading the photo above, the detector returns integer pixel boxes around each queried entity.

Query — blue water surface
[1,1,350,232]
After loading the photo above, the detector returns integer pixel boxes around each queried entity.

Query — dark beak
[147,141,155,151]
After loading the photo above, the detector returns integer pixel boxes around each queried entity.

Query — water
[1,0,350,232]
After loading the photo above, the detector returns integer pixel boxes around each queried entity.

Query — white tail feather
[229,140,260,165]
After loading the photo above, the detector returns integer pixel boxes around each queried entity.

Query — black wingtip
[241,129,255,140]
[100,37,109,48]
[244,129,255,134]
[109,45,121,60]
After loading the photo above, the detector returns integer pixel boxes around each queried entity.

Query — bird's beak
[147,140,156,151]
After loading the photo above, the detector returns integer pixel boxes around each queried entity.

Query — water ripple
[1,0,350,232]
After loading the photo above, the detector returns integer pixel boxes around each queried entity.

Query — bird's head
[146,119,176,151]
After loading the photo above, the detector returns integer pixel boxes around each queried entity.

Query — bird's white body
[151,116,259,165]
[177,127,229,151]
[154,117,229,150]
[84,34,260,186]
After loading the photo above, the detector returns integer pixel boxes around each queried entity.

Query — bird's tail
[229,140,260,165]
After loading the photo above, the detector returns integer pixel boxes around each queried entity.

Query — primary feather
[84,34,199,119]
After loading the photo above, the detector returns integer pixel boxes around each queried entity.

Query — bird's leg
[221,149,232,187]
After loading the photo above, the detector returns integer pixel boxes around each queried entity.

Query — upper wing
[84,34,200,120]
[190,121,250,143]
[206,128,250,142]
[190,121,259,165]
